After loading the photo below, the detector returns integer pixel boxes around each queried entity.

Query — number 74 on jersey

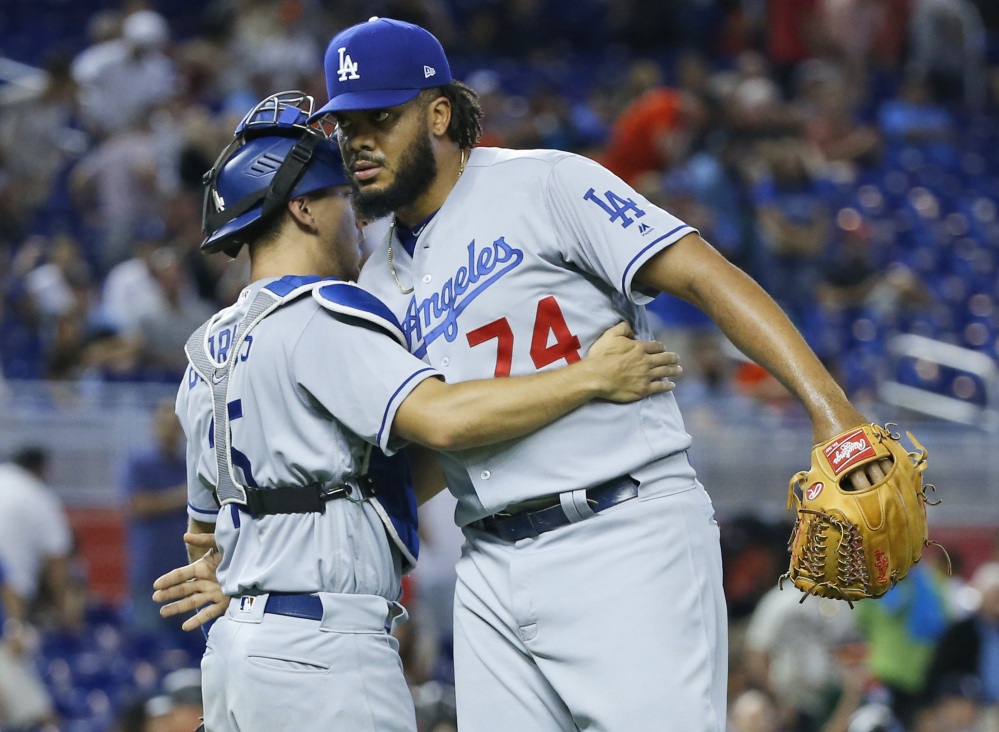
[466,296,581,377]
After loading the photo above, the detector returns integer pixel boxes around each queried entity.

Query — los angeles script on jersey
[402,236,524,358]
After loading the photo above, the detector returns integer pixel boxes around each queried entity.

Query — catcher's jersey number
[466,295,581,377]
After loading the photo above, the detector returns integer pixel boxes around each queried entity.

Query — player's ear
[428,95,451,139]
[287,196,318,233]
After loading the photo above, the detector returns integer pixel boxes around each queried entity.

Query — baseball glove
[782,423,945,605]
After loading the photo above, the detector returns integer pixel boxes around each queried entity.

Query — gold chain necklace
[387,148,466,295]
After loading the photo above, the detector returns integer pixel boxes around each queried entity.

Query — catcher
[784,422,945,605]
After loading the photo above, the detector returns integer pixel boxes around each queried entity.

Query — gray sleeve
[176,369,219,523]
[544,154,696,304]
[292,310,442,454]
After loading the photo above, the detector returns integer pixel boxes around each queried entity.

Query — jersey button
[440,357,450,367]
[422,274,432,283]
[480,470,491,480]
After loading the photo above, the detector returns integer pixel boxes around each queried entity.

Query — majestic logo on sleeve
[403,237,524,358]
[823,429,876,476]
[337,47,360,81]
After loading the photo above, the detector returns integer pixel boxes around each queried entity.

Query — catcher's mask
[201,90,347,257]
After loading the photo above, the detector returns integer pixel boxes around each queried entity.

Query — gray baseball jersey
[358,147,697,525]
[177,276,441,600]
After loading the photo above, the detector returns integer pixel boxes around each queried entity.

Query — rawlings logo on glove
[823,429,876,475]
[782,423,948,605]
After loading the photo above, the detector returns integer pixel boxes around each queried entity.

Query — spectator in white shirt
[76,9,176,137]
[0,448,74,626]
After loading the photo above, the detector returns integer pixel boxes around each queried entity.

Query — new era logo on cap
[312,18,453,118]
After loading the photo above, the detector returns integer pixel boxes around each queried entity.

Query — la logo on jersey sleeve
[584,188,647,230]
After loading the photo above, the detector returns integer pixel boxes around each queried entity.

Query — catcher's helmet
[202,91,348,256]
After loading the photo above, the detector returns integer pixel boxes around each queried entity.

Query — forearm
[407,445,448,505]
[42,556,71,616]
[638,234,861,440]
[395,362,604,451]
[819,682,864,732]
[187,518,216,563]
[687,276,854,434]
[394,322,673,450]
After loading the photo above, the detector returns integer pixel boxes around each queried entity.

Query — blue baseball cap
[311,17,452,119]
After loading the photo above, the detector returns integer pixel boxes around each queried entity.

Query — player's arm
[407,445,448,505]
[153,519,228,631]
[186,517,216,563]
[635,232,883,487]
[392,322,679,451]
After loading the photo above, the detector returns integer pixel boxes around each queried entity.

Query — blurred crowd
[725,528,999,732]
[0,0,998,406]
[3,0,999,730]
[5,428,999,732]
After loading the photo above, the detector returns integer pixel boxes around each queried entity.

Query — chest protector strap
[182,278,417,571]
[186,284,295,509]
[187,279,379,514]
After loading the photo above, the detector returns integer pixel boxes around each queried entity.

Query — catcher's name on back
[782,423,947,605]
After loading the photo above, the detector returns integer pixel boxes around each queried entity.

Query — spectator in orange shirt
[603,87,685,185]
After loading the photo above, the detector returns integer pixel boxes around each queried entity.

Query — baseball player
[168,90,679,732]
[309,18,892,732]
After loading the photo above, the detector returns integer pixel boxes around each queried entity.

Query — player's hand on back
[152,532,229,631]
[586,322,681,403]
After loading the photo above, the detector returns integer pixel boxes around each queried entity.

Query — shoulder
[468,146,579,178]
[311,281,407,348]
[226,276,329,337]
[0,463,43,492]
[469,148,614,199]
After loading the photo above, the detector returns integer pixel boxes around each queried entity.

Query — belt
[264,593,323,621]
[257,593,405,633]
[241,475,376,516]
[470,475,639,542]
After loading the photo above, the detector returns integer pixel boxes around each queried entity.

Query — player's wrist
[570,358,611,400]
[808,402,867,444]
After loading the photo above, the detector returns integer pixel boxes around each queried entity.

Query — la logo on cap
[337,46,360,81]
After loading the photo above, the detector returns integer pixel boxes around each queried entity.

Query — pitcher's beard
[350,127,438,222]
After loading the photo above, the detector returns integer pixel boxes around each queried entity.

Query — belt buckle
[321,485,349,502]
[345,477,377,504]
